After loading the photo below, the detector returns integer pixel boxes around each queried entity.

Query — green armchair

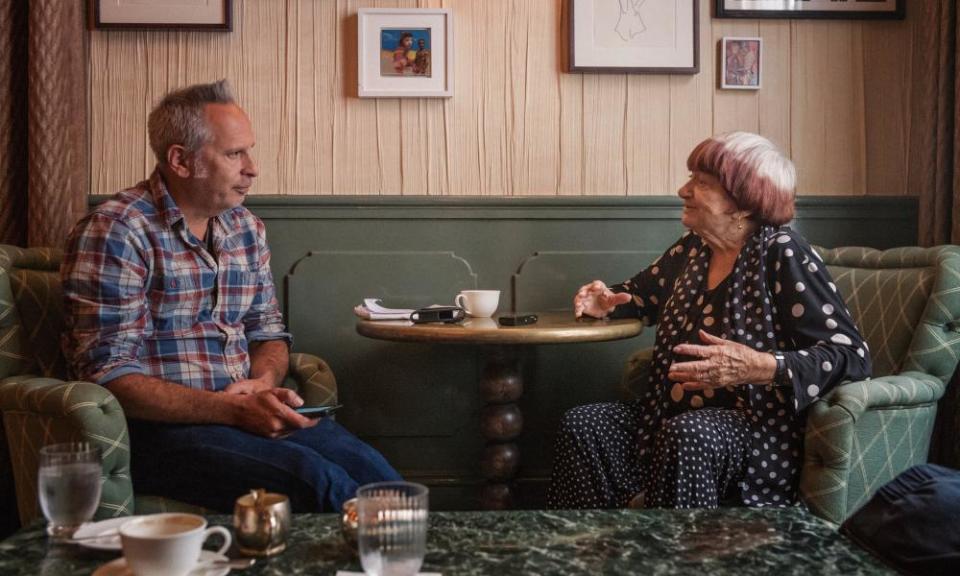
[622,245,960,524]
[0,244,337,532]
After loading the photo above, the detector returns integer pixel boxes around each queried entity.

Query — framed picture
[720,37,761,90]
[357,8,453,98]
[90,0,232,30]
[568,0,699,74]
[716,0,904,20]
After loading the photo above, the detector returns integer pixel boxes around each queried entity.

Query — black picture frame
[569,0,699,75]
[90,0,233,31]
[715,0,904,20]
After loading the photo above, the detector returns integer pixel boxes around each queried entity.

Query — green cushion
[9,264,67,380]
[815,245,960,382]
[825,265,933,377]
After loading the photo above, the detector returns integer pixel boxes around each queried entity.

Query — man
[61,80,400,513]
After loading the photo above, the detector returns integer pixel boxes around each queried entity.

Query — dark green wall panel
[89,195,919,509]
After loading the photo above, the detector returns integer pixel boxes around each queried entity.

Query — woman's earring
[737,213,743,231]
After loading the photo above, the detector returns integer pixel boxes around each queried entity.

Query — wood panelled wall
[88,0,916,197]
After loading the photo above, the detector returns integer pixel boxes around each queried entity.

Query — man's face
[185,103,258,217]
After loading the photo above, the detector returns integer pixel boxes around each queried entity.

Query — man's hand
[230,388,318,438]
[668,330,777,391]
[573,280,632,319]
[224,376,274,395]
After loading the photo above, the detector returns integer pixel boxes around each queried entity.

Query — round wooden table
[357,311,643,509]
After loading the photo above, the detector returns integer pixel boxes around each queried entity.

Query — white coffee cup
[119,513,232,576]
[455,290,500,318]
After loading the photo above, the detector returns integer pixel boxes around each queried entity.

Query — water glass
[357,481,429,576]
[38,442,102,539]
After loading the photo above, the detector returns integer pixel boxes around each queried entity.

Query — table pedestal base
[478,350,522,509]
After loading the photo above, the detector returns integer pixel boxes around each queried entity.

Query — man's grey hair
[148,79,236,165]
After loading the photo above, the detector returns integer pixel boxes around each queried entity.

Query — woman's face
[677,171,739,234]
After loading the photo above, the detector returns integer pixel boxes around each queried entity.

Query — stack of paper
[353,298,414,320]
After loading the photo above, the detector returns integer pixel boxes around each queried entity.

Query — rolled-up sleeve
[241,219,292,345]
[61,214,150,384]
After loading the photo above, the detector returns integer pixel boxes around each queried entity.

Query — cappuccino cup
[119,513,231,576]
[455,290,500,318]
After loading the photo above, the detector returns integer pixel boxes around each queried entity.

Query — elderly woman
[547,132,871,510]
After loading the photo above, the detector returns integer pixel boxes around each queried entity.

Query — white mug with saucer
[455,290,500,318]
[117,513,231,576]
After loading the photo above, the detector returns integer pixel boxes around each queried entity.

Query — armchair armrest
[801,372,946,524]
[818,372,945,417]
[0,376,133,525]
[287,353,338,407]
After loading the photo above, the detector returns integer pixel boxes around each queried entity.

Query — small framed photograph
[89,0,232,30]
[716,0,904,20]
[720,37,761,90]
[568,0,699,74]
[357,8,453,98]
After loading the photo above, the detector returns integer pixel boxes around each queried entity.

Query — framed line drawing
[720,37,761,90]
[716,0,904,20]
[90,0,232,30]
[357,8,454,98]
[569,0,699,74]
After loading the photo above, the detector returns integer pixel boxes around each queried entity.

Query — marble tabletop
[0,507,892,575]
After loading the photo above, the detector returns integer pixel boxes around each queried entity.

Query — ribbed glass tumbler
[357,481,429,576]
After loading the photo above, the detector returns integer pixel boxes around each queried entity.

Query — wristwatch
[772,351,787,386]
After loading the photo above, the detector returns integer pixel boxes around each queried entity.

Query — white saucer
[93,550,230,576]
[72,516,143,551]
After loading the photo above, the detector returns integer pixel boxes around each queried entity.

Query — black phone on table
[498,314,538,326]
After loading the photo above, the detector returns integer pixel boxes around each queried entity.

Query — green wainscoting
[89,195,919,510]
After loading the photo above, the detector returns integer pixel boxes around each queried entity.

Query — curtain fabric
[911,0,960,247]
[0,0,87,248]
[911,1,960,471]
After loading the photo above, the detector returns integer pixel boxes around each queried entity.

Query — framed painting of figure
[358,8,453,98]
[720,37,762,90]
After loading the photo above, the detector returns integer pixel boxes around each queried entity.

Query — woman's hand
[668,330,777,390]
[573,280,632,318]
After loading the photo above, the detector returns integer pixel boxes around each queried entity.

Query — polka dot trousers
[547,403,751,509]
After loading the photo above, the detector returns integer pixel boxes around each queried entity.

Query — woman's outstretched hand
[668,330,777,390]
[573,280,632,318]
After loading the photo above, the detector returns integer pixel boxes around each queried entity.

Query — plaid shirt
[61,169,292,391]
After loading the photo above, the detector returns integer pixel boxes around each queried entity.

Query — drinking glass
[38,442,102,539]
[357,481,428,576]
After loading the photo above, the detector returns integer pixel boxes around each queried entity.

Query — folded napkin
[353,298,415,320]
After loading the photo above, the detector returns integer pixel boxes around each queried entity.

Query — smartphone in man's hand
[294,404,343,419]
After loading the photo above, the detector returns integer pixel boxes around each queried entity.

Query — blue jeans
[127,418,401,512]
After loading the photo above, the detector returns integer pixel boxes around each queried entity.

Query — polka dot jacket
[610,225,872,507]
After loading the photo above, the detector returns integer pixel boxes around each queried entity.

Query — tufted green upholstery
[621,245,960,524]
[0,244,338,530]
